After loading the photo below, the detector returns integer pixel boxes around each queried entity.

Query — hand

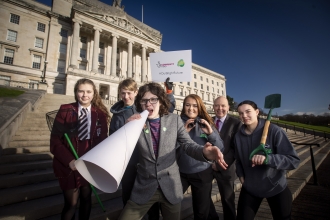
[239,177,245,185]
[126,113,141,124]
[199,119,213,135]
[251,154,266,167]
[164,77,173,92]
[69,159,77,171]
[212,162,218,171]
[184,119,196,133]
[202,142,228,170]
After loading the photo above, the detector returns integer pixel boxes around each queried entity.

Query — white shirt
[78,104,91,140]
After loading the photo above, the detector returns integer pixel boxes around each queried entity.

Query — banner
[150,50,192,82]
[75,110,148,193]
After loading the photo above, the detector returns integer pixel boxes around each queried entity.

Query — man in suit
[209,96,242,220]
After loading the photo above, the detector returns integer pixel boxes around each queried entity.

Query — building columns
[141,45,147,82]
[111,34,119,77]
[127,40,134,78]
[92,27,102,72]
[70,19,82,68]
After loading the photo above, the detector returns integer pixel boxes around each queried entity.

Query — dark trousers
[237,186,292,220]
[209,177,235,220]
[181,167,214,220]
[122,163,160,220]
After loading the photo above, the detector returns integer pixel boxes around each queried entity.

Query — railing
[291,142,320,185]
[0,79,39,89]
[273,121,330,141]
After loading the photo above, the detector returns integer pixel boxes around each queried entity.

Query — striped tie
[78,108,88,140]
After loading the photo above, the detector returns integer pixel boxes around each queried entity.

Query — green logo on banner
[177,59,185,67]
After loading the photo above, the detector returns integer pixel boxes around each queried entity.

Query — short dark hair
[135,82,170,116]
[237,100,258,110]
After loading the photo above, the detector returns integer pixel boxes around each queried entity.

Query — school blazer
[50,102,108,178]
[130,113,207,205]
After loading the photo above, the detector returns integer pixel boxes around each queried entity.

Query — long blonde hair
[74,78,111,124]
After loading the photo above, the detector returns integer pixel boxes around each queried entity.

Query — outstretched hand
[202,142,228,170]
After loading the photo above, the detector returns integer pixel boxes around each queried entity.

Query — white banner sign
[150,50,192,82]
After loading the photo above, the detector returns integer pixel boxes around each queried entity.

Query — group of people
[50,77,300,220]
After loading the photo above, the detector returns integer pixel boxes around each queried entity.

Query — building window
[0,75,11,86]
[35,38,44,48]
[32,55,41,69]
[37,22,46,32]
[202,93,204,100]
[60,28,68,38]
[201,84,203,89]
[10,14,20,24]
[4,49,14,64]
[212,87,214,92]
[187,82,190,86]
[221,83,224,88]
[98,68,104,74]
[99,42,104,49]
[217,82,219,86]
[80,49,86,59]
[194,82,197,88]
[7,30,17,42]
[207,86,209,91]
[57,59,66,73]
[207,94,210,101]
[59,43,67,54]
[79,64,86,70]
[222,90,224,95]
[81,36,87,44]
[212,80,214,84]
[180,82,183,84]
[200,76,203,81]
[217,89,220,94]
[98,54,104,63]
[206,78,208,83]
[194,74,196,79]
[29,80,39,89]
[180,88,183,96]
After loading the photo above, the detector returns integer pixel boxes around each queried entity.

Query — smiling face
[121,88,137,106]
[238,104,259,126]
[141,91,160,119]
[184,97,199,119]
[213,96,229,119]
[76,83,94,107]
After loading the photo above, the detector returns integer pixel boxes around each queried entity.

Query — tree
[226,95,235,111]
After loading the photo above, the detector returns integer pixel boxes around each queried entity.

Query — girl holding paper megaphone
[118,82,227,220]
[50,78,110,220]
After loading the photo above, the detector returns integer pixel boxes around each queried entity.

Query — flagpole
[142,5,144,23]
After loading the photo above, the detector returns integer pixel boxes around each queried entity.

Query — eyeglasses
[140,98,159,105]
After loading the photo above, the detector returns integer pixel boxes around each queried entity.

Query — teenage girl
[50,78,110,220]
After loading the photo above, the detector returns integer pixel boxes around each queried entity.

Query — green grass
[0,87,25,97]
[272,120,330,133]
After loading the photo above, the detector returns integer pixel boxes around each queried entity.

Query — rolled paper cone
[75,110,148,193]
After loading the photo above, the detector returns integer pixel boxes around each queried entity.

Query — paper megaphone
[75,110,148,193]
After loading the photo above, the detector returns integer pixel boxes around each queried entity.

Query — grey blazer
[130,113,207,205]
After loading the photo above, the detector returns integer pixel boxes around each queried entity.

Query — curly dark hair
[74,78,111,124]
[135,82,170,116]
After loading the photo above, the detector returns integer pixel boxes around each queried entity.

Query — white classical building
[0,0,226,110]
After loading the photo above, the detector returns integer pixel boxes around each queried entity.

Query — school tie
[216,119,222,132]
[78,108,88,140]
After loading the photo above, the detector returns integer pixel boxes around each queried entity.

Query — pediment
[73,5,161,44]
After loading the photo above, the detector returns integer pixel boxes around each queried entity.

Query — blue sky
[39,0,330,116]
